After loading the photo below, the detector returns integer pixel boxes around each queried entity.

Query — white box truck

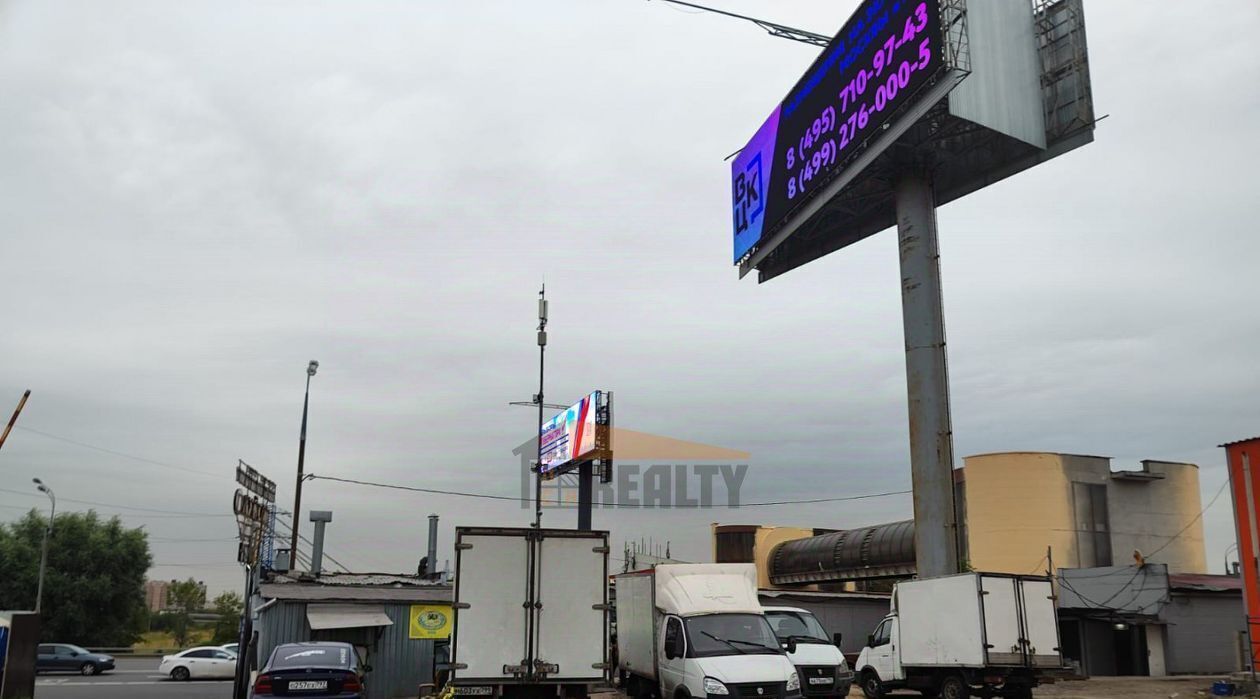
[854,573,1061,699]
[615,564,801,699]
[450,527,609,699]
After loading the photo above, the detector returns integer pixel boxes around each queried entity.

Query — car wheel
[171,666,191,681]
[939,675,969,699]
[860,671,884,699]
[80,662,98,676]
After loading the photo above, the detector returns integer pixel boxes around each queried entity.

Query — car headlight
[703,677,730,695]
[786,672,800,692]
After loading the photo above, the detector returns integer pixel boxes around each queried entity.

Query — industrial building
[712,451,1208,586]
[1057,565,1245,676]
[143,580,170,612]
[712,451,1230,676]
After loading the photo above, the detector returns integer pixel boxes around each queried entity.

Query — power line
[148,537,239,543]
[273,514,352,573]
[307,474,910,507]
[14,425,225,481]
[0,487,231,517]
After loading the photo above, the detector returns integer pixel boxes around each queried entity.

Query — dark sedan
[36,644,115,675]
[252,642,367,698]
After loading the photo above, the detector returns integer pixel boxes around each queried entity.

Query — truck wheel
[938,676,969,699]
[860,671,884,699]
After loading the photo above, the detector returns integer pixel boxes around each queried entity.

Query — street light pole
[33,478,55,614]
[289,360,318,567]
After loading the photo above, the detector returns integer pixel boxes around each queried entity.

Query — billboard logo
[515,428,749,508]
[733,152,764,236]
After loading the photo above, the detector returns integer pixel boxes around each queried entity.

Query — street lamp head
[307,360,319,377]
[32,478,42,486]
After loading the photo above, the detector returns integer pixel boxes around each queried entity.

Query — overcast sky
[2,0,1258,595]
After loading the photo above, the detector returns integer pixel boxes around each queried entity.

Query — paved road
[35,657,232,699]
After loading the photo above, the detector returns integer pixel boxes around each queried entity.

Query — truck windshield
[685,614,781,657]
[764,611,830,643]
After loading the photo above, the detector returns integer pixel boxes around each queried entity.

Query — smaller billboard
[539,391,600,477]
[409,604,453,639]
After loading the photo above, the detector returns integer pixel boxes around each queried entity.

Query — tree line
[0,509,241,647]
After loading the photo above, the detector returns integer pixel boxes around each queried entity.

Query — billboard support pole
[534,285,548,528]
[895,171,961,579]
[577,462,593,531]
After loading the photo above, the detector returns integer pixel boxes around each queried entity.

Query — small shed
[254,573,453,699]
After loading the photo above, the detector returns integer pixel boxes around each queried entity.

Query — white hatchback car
[159,646,238,680]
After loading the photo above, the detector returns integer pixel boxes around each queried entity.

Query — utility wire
[273,514,352,573]
[1144,478,1229,560]
[14,425,225,481]
[307,474,910,508]
[0,487,231,517]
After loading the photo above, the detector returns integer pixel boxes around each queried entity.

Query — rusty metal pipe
[0,390,31,453]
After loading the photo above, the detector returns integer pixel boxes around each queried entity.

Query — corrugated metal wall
[256,601,436,699]
[1163,593,1245,674]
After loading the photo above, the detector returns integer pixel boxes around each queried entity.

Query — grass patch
[134,628,214,650]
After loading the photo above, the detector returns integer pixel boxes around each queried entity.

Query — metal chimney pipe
[310,510,333,575]
[427,514,439,577]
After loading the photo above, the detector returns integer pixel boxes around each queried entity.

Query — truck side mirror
[664,642,676,660]
[833,632,843,648]
[783,638,797,654]
[867,634,875,648]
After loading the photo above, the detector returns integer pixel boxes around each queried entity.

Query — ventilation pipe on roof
[426,514,439,579]
[310,510,333,576]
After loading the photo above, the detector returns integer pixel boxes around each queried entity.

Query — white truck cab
[762,607,853,699]
[618,564,801,699]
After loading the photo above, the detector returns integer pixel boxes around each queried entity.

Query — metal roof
[1168,573,1243,593]
[270,572,448,587]
[758,589,891,601]
[259,582,453,603]
[1221,437,1260,448]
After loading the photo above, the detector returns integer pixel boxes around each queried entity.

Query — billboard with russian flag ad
[539,391,600,477]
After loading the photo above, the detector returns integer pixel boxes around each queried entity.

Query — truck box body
[894,573,1060,668]
[615,571,658,682]
[615,564,764,681]
[451,527,608,688]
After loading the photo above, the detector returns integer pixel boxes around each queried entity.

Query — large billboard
[733,0,1096,281]
[539,391,601,477]
[733,0,944,262]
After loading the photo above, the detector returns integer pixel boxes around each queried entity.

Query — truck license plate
[289,680,328,690]
[454,687,494,696]
[808,678,833,685]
